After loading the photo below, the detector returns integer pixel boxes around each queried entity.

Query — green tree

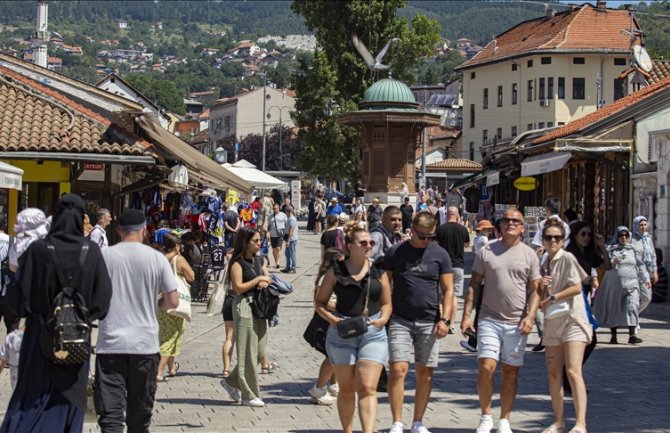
[124,73,186,114]
[290,0,441,181]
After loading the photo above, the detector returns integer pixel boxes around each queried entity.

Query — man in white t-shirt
[89,208,112,249]
[461,209,542,433]
[94,209,178,433]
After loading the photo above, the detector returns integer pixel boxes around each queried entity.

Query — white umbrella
[0,161,23,190]
[220,160,287,189]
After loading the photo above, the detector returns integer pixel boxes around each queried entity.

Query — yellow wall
[1,160,71,235]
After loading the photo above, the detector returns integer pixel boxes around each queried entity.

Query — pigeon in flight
[351,33,400,72]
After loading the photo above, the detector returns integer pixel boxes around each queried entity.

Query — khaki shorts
[543,315,591,347]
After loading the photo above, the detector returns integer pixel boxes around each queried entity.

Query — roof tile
[427,158,482,170]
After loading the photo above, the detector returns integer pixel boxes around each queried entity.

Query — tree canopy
[290,0,441,181]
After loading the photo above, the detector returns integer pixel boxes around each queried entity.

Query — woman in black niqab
[1,194,113,433]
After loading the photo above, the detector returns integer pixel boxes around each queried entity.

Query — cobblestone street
[1,229,668,433]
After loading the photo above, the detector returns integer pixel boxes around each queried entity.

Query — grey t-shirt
[269,212,288,238]
[473,240,542,324]
[97,242,178,354]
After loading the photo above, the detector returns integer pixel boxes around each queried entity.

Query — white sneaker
[497,418,513,433]
[220,379,241,403]
[327,383,339,396]
[242,397,265,407]
[476,415,493,433]
[308,385,336,405]
[411,421,432,433]
[389,421,404,433]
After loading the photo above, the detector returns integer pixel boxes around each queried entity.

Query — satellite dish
[633,45,653,73]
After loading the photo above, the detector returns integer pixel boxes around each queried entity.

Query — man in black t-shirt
[384,212,454,433]
[367,198,383,229]
[399,197,414,233]
[435,206,470,334]
[223,203,241,250]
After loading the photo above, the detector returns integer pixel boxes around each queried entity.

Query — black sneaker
[531,343,545,352]
[628,335,643,344]
[609,336,618,344]
[280,268,290,273]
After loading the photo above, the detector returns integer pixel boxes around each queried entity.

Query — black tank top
[238,256,263,295]
[333,260,382,317]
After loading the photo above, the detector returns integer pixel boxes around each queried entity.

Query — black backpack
[40,242,91,365]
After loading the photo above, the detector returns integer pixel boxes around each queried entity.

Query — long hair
[567,221,595,250]
[314,247,344,296]
[226,226,259,281]
[161,232,180,254]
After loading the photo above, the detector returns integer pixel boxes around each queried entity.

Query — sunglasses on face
[355,240,376,247]
[414,232,436,240]
[501,217,523,226]
[543,235,563,242]
[579,231,592,237]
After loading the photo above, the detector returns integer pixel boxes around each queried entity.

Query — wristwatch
[441,318,451,326]
[549,295,556,303]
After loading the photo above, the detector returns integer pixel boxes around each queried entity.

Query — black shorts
[222,293,235,322]
[270,236,283,248]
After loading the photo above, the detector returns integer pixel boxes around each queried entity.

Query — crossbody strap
[362,263,371,317]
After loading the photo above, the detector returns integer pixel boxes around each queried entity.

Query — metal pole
[421,128,426,189]
[278,110,283,171]
[261,72,267,171]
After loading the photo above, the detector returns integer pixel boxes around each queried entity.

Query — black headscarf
[8,193,112,410]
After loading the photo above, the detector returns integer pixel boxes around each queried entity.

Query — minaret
[32,1,49,68]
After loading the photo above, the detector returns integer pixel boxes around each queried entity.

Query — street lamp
[267,105,291,171]
[260,71,271,171]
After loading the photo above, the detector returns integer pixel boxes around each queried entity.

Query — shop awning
[221,160,287,189]
[0,161,22,190]
[136,116,252,193]
[449,169,490,190]
[520,152,572,177]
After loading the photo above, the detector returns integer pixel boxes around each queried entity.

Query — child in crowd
[0,319,25,390]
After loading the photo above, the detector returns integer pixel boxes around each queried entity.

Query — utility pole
[268,105,291,171]
[261,72,267,171]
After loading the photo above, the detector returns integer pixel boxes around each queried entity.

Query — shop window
[573,77,585,99]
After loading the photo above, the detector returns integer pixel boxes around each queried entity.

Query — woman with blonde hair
[538,219,590,433]
[157,233,195,381]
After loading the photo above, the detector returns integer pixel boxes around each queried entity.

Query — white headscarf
[9,208,49,269]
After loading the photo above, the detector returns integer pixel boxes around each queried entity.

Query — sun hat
[475,219,494,231]
[338,212,350,224]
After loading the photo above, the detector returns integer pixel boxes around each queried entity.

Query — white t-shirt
[89,224,108,249]
[0,329,23,389]
[97,242,177,355]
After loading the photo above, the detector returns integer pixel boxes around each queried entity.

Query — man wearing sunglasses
[385,213,454,433]
[461,209,542,433]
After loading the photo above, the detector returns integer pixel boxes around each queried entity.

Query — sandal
[260,363,276,374]
[542,425,564,433]
[568,426,587,433]
[222,370,230,378]
[167,362,180,377]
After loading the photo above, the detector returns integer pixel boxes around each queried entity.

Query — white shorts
[452,267,464,297]
[477,318,527,367]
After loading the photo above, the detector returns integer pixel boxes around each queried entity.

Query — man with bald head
[436,206,470,333]
[460,210,542,433]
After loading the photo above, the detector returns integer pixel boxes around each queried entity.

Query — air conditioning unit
[539,99,551,107]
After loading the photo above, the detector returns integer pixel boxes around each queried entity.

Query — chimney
[596,1,607,9]
[546,8,555,19]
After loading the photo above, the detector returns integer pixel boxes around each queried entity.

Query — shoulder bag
[167,256,192,322]
[336,267,371,339]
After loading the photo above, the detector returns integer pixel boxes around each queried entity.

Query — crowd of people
[0,187,666,433]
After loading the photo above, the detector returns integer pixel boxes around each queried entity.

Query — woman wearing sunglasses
[592,226,650,345]
[315,228,392,433]
[538,219,591,433]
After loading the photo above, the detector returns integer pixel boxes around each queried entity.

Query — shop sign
[83,163,105,171]
[513,176,537,191]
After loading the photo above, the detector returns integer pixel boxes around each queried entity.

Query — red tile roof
[532,76,670,145]
[426,158,482,171]
[649,60,670,84]
[0,65,153,156]
[458,4,640,70]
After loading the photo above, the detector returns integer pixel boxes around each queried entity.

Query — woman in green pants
[220,227,273,407]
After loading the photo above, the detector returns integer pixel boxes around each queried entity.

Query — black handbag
[336,272,371,339]
[303,312,329,355]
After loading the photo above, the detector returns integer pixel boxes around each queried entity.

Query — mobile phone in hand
[464,328,477,338]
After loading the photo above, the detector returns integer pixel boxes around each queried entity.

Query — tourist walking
[316,228,392,433]
[399,197,414,234]
[220,227,273,407]
[1,194,112,433]
[592,226,649,344]
[538,219,591,433]
[321,214,341,258]
[632,215,657,312]
[268,203,288,269]
[436,206,470,334]
[157,233,195,382]
[315,193,326,234]
[95,208,179,433]
[385,213,454,433]
[89,208,111,249]
[460,209,542,433]
[282,206,298,274]
[369,205,404,262]
[367,198,383,229]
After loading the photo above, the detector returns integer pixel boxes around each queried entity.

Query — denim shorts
[326,312,388,366]
[388,316,440,367]
[477,318,527,367]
